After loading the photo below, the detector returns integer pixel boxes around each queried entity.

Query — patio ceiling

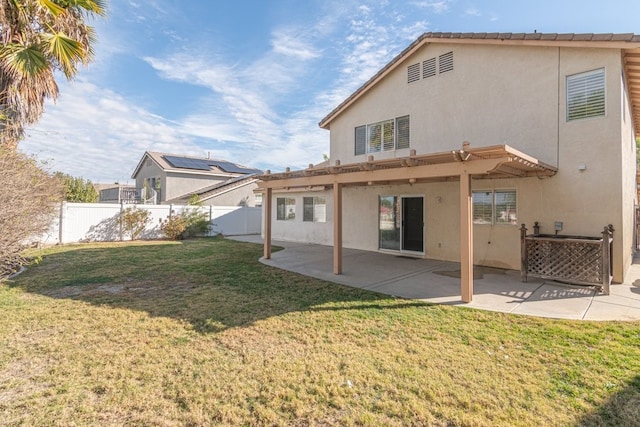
[258,144,557,189]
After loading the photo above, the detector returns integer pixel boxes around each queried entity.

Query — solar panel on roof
[163,155,261,174]
[163,155,211,171]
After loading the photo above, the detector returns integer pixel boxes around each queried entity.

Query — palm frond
[0,43,49,78]
[41,30,84,78]
[37,0,65,16]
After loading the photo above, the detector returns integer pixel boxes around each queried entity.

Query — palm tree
[0,0,105,149]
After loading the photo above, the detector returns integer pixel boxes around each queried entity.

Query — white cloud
[271,30,321,60]
[413,1,451,14]
[20,0,438,184]
[465,8,482,17]
[21,79,203,184]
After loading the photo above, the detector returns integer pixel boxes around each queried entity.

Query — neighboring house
[131,152,262,206]
[96,184,138,204]
[258,32,640,302]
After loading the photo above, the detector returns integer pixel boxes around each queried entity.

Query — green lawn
[1,237,639,426]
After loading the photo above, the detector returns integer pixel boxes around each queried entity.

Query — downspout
[556,47,561,169]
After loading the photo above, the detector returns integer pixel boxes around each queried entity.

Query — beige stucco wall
[270,190,334,245]
[134,160,166,201]
[163,172,232,202]
[270,42,636,282]
[204,181,260,207]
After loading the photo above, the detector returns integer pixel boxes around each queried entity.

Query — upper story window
[567,68,605,121]
[354,115,410,155]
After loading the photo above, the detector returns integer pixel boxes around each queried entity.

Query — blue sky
[20,0,640,184]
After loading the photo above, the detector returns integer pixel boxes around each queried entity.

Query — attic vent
[423,57,436,78]
[407,63,420,83]
[439,51,453,74]
[145,159,151,167]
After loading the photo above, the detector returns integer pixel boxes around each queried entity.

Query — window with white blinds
[303,197,326,222]
[354,116,410,155]
[567,68,605,121]
[276,197,296,220]
[473,190,517,225]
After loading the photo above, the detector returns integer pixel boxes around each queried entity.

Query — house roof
[131,151,262,179]
[165,173,260,204]
[318,32,640,134]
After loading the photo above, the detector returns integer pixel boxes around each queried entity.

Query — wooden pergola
[258,144,557,302]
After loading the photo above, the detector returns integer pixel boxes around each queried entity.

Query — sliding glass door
[379,196,424,254]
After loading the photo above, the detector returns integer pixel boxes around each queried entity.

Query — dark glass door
[402,197,424,252]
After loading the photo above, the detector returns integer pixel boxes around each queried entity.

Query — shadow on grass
[577,374,640,426]
[9,238,435,334]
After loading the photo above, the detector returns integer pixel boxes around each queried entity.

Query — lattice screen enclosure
[520,224,613,294]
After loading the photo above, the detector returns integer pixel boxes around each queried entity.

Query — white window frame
[472,189,517,225]
[303,196,326,222]
[276,197,296,221]
[566,68,606,122]
[357,116,410,154]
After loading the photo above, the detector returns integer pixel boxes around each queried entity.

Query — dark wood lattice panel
[526,239,602,284]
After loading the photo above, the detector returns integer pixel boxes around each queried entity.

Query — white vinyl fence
[39,202,262,245]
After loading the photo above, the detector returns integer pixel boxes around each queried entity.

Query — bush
[161,208,210,240]
[161,215,187,240]
[0,149,62,276]
[120,207,151,240]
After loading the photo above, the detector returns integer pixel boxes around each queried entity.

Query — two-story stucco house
[132,151,262,206]
[258,32,640,302]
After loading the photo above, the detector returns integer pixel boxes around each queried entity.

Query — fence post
[119,201,124,241]
[58,201,65,244]
[520,223,528,282]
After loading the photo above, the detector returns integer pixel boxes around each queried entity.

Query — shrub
[161,208,211,240]
[161,215,187,240]
[120,207,151,240]
[0,149,62,276]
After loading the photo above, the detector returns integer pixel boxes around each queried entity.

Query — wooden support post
[333,182,343,275]
[460,171,473,302]
[520,224,528,282]
[601,225,612,295]
[263,188,272,259]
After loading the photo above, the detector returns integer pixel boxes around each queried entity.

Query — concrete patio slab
[227,235,640,321]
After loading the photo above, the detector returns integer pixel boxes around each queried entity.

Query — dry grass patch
[0,237,639,426]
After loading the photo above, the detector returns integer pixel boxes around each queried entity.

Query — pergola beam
[258,158,510,190]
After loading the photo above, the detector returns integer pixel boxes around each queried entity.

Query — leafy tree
[0,0,106,148]
[55,172,98,202]
[188,194,203,206]
[119,206,150,240]
[0,147,62,275]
